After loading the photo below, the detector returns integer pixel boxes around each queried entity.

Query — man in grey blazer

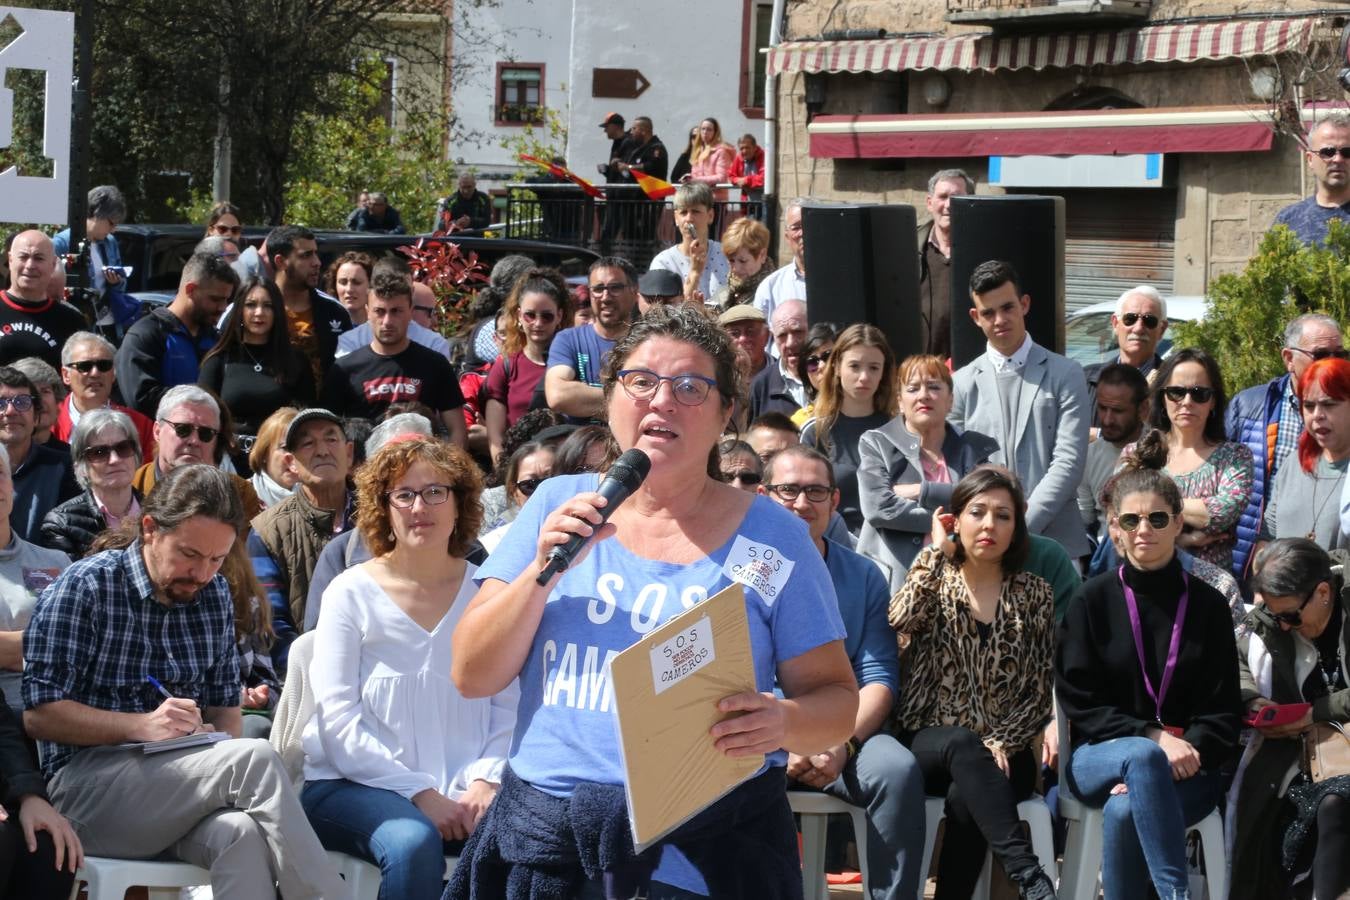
[949,260,1090,559]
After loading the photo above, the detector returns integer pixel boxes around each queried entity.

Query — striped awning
[767,16,1322,76]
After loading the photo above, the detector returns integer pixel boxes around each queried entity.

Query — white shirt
[648,241,730,301]
[335,321,452,360]
[752,262,807,325]
[779,359,806,407]
[302,563,518,799]
[986,333,1033,372]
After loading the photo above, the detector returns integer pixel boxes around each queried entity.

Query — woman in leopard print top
[889,465,1056,900]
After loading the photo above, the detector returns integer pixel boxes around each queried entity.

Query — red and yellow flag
[628,167,676,200]
[518,154,605,200]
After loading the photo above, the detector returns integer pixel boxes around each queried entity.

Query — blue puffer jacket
[1225,374,1290,578]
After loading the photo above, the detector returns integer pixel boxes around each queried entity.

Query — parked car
[1063,295,1207,367]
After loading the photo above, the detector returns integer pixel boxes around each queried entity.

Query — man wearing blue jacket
[760,445,925,900]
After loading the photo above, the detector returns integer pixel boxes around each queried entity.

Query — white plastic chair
[788,790,869,900]
[70,856,212,900]
[1056,704,1228,900]
[918,793,1057,900]
[329,850,460,900]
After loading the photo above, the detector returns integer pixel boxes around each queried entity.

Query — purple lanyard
[1117,566,1189,724]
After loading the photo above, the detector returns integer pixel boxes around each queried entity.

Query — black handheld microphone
[536,448,651,585]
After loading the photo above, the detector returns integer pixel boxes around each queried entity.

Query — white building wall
[451,0,759,186]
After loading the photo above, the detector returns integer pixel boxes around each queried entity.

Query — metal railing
[503,184,765,269]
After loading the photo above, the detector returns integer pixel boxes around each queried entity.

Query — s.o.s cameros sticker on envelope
[650,616,714,696]
[722,535,794,605]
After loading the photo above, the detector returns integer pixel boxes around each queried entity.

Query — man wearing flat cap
[719,305,770,379]
[637,269,683,314]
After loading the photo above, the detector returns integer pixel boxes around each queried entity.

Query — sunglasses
[521,309,557,323]
[1119,312,1160,329]
[1162,385,1214,404]
[211,224,243,236]
[1270,588,1319,627]
[68,359,113,374]
[1289,346,1350,362]
[83,439,138,464]
[515,477,546,497]
[1315,146,1350,160]
[160,420,219,443]
[1115,510,1175,532]
[0,395,35,413]
[805,350,832,372]
[721,470,761,485]
[589,281,628,295]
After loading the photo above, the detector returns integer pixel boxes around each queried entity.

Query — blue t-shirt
[823,538,898,695]
[546,324,616,388]
[1271,195,1350,247]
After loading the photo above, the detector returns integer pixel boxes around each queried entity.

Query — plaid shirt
[22,541,239,779]
[1272,379,1303,479]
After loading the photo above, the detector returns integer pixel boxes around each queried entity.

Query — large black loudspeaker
[948,195,1065,370]
[801,204,922,359]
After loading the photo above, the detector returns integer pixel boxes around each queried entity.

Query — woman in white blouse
[300,437,518,900]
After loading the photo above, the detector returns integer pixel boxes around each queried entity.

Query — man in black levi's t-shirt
[319,268,466,446]
[1,231,88,370]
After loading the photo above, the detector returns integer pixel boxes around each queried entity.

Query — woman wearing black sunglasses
[1229,538,1350,900]
[1057,464,1242,900]
[1122,348,1254,575]
[39,408,142,558]
[790,322,840,429]
[480,440,555,554]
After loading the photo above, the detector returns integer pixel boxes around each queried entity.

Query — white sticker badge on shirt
[649,615,715,695]
[722,534,795,606]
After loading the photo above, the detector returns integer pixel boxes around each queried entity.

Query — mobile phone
[1245,702,1311,728]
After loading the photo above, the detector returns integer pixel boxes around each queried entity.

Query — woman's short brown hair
[248,407,299,474]
[355,437,484,558]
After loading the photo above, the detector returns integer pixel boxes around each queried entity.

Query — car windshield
[1064,311,1175,366]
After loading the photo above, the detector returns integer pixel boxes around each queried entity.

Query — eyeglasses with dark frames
[1114,510,1175,532]
[615,369,718,406]
[0,395,36,413]
[589,281,629,295]
[515,477,546,497]
[160,420,219,443]
[385,484,453,509]
[1119,312,1160,329]
[83,439,138,464]
[720,470,761,485]
[1161,385,1214,404]
[1315,146,1350,160]
[1289,346,1350,363]
[766,483,833,503]
[521,309,557,323]
[805,350,832,372]
[1270,588,1320,627]
[68,359,114,374]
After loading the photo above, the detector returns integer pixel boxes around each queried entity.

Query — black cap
[284,408,343,450]
[638,269,683,297]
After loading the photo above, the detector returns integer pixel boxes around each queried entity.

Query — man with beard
[1077,363,1148,541]
[544,256,638,421]
[22,464,348,899]
[268,225,352,386]
[247,408,354,672]
[0,368,77,543]
[115,252,237,419]
[320,270,466,446]
[1,231,90,370]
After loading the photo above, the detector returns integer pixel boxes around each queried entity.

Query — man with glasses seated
[1273,115,1350,247]
[1228,313,1348,577]
[0,368,78,543]
[54,332,157,459]
[247,409,355,672]
[1082,285,1169,422]
[758,446,926,900]
[544,256,638,422]
[131,385,262,523]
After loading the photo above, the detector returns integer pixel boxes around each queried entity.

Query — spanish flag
[518,154,605,200]
[628,167,676,200]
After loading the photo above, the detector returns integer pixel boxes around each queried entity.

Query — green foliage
[1172,221,1350,394]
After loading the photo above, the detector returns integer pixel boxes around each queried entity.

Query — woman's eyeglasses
[521,310,557,323]
[1114,510,1174,532]
[1161,386,1214,404]
[805,351,832,372]
[385,484,452,509]
[616,369,718,406]
[515,477,546,497]
[83,439,137,464]
[68,359,114,374]
[160,421,219,443]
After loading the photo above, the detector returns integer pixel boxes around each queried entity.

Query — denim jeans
[1069,737,1219,900]
[302,778,461,900]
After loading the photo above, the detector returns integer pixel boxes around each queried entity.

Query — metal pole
[213,70,231,201]
[762,0,786,255]
[66,0,93,288]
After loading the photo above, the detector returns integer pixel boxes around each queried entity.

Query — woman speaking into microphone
[449,305,858,899]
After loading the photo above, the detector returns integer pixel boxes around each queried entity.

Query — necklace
[241,342,266,374]
[1306,464,1345,541]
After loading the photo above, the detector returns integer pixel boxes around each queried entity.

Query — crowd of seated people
[4,180,1350,900]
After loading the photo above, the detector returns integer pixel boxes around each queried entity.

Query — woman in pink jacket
[682,117,735,187]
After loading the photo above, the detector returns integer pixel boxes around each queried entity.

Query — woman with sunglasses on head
[801,324,898,536]
[789,323,840,429]
[479,440,555,554]
[1121,348,1254,574]
[1259,356,1350,552]
[199,275,316,471]
[39,409,142,558]
[889,465,1057,900]
[449,305,857,899]
[484,268,572,467]
[301,436,516,900]
[857,354,998,593]
[1229,538,1350,900]
[1057,462,1242,900]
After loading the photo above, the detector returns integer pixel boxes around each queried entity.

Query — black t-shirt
[320,341,465,422]
[0,291,88,369]
[198,345,318,436]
